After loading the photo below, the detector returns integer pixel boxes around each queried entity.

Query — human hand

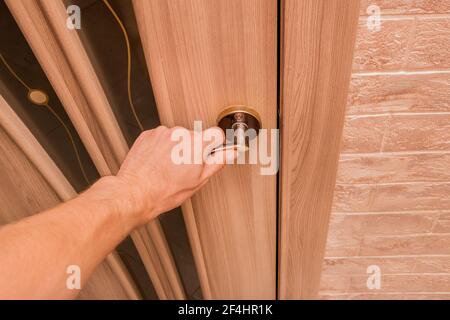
[109,126,234,227]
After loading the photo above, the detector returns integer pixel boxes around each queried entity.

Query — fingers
[201,147,238,180]
[200,126,230,180]
[203,127,225,149]
[167,125,232,181]
[201,126,225,161]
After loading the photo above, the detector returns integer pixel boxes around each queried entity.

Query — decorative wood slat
[0,94,138,299]
[278,0,361,299]
[133,0,278,299]
[5,0,184,299]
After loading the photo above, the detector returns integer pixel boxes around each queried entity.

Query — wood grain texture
[278,0,361,299]
[133,0,277,299]
[5,0,184,299]
[0,95,135,299]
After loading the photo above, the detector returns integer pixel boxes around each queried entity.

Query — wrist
[84,176,155,232]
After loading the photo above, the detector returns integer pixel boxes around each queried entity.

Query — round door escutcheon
[216,105,262,145]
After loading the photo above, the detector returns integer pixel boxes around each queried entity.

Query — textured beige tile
[347,73,450,115]
[333,182,450,212]
[328,213,435,237]
[325,233,361,257]
[353,16,450,71]
[320,293,450,300]
[360,234,450,255]
[328,1,450,298]
[319,274,350,293]
[337,153,450,184]
[410,0,450,13]
[434,212,450,233]
[325,213,438,256]
[325,234,450,257]
[323,257,417,275]
[383,114,450,152]
[360,0,413,15]
[322,256,450,274]
[408,17,450,70]
[360,0,450,15]
[341,115,388,153]
[414,255,450,272]
[321,274,450,293]
[353,18,411,71]
[332,184,372,213]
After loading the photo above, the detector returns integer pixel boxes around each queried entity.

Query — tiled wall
[320,0,450,299]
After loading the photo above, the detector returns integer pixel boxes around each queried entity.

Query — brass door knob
[212,105,262,153]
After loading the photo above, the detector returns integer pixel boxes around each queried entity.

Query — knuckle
[171,126,186,134]
[143,129,153,136]
[136,130,152,141]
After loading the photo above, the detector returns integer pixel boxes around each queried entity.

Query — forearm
[0,126,228,299]
[0,177,140,299]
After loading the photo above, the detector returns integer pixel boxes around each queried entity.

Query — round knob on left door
[212,105,262,154]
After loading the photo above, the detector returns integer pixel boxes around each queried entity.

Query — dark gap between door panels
[275,0,283,300]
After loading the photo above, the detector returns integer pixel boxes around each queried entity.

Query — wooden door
[0,0,367,300]
[133,0,278,299]
[278,0,361,299]
[2,0,277,299]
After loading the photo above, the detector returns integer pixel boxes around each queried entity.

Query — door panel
[133,0,278,299]
[278,0,361,299]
